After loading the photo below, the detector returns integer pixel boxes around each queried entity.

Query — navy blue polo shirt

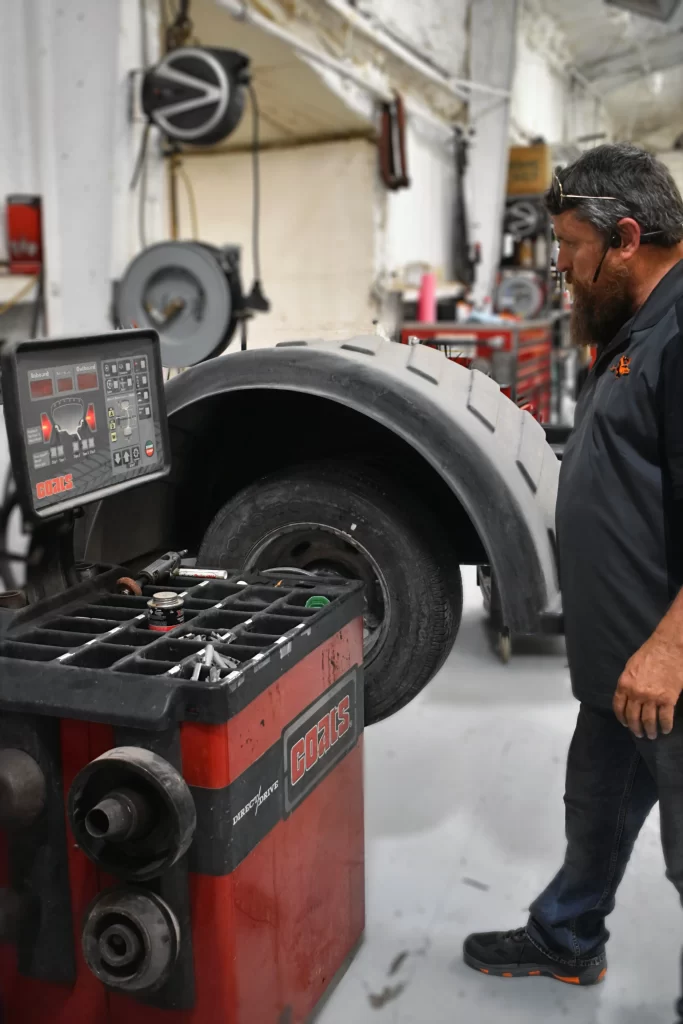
[558,259,683,708]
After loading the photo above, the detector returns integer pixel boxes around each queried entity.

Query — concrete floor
[317,568,681,1024]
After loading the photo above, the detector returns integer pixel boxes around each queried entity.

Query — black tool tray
[0,568,364,729]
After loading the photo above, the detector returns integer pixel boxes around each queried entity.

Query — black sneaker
[463,928,607,986]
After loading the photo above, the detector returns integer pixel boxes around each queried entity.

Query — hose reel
[115,242,244,367]
[142,47,250,148]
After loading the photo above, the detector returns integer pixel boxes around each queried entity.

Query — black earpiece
[593,230,622,284]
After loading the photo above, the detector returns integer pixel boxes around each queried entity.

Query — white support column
[468,0,519,305]
[0,0,166,336]
[112,0,167,287]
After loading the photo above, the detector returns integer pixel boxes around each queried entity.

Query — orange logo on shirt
[610,355,631,378]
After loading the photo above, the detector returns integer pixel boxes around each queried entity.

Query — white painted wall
[511,31,567,144]
[326,0,467,284]
[184,0,466,343]
[0,0,467,358]
[182,139,379,347]
[511,5,613,146]
[0,0,166,576]
[382,118,455,281]
[468,0,518,304]
[183,115,457,348]
[0,0,165,338]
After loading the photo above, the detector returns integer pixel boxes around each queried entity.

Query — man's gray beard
[570,267,634,352]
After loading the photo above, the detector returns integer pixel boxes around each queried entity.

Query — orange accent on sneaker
[502,973,513,977]
[479,969,489,974]
[598,968,607,982]
[528,971,541,976]
[553,974,581,985]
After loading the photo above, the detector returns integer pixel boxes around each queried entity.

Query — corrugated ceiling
[540,0,683,144]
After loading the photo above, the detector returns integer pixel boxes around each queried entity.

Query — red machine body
[5,196,42,275]
[0,572,365,1024]
[400,320,553,423]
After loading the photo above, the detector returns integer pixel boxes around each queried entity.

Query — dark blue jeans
[527,703,683,1020]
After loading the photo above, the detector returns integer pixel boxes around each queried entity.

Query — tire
[198,462,463,724]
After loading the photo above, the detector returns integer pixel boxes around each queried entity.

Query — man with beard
[463,144,683,1021]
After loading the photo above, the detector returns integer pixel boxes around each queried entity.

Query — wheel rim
[243,522,390,662]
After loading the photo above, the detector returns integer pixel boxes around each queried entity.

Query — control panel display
[2,330,170,518]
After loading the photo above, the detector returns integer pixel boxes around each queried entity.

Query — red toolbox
[0,569,365,1023]
[400,319,553,423]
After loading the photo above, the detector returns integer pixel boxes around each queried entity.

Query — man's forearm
[655,588,683,649]
[614,587,683,737]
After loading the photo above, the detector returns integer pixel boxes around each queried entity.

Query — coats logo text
[290,694,351,787]
[36,474,73,500]
[282,667,361,815]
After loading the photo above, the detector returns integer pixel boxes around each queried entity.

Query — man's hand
[614,630,683,739]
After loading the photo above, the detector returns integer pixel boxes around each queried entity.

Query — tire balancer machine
[0,329,365,1023]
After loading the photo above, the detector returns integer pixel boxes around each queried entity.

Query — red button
[145,441,154,457]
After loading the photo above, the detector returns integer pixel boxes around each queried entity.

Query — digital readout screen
[29,378,54,400]
[77,372,98,391]
[57,376,74,393]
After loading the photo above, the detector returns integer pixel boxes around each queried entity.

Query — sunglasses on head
[553,173,619,204]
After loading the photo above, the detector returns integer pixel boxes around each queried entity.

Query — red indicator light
[145,441,154,457]
[85,404,97,432]
[40,413,52,444]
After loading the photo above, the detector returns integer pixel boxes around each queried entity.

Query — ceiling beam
[597,51,683,93]
[577,28,683,87]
